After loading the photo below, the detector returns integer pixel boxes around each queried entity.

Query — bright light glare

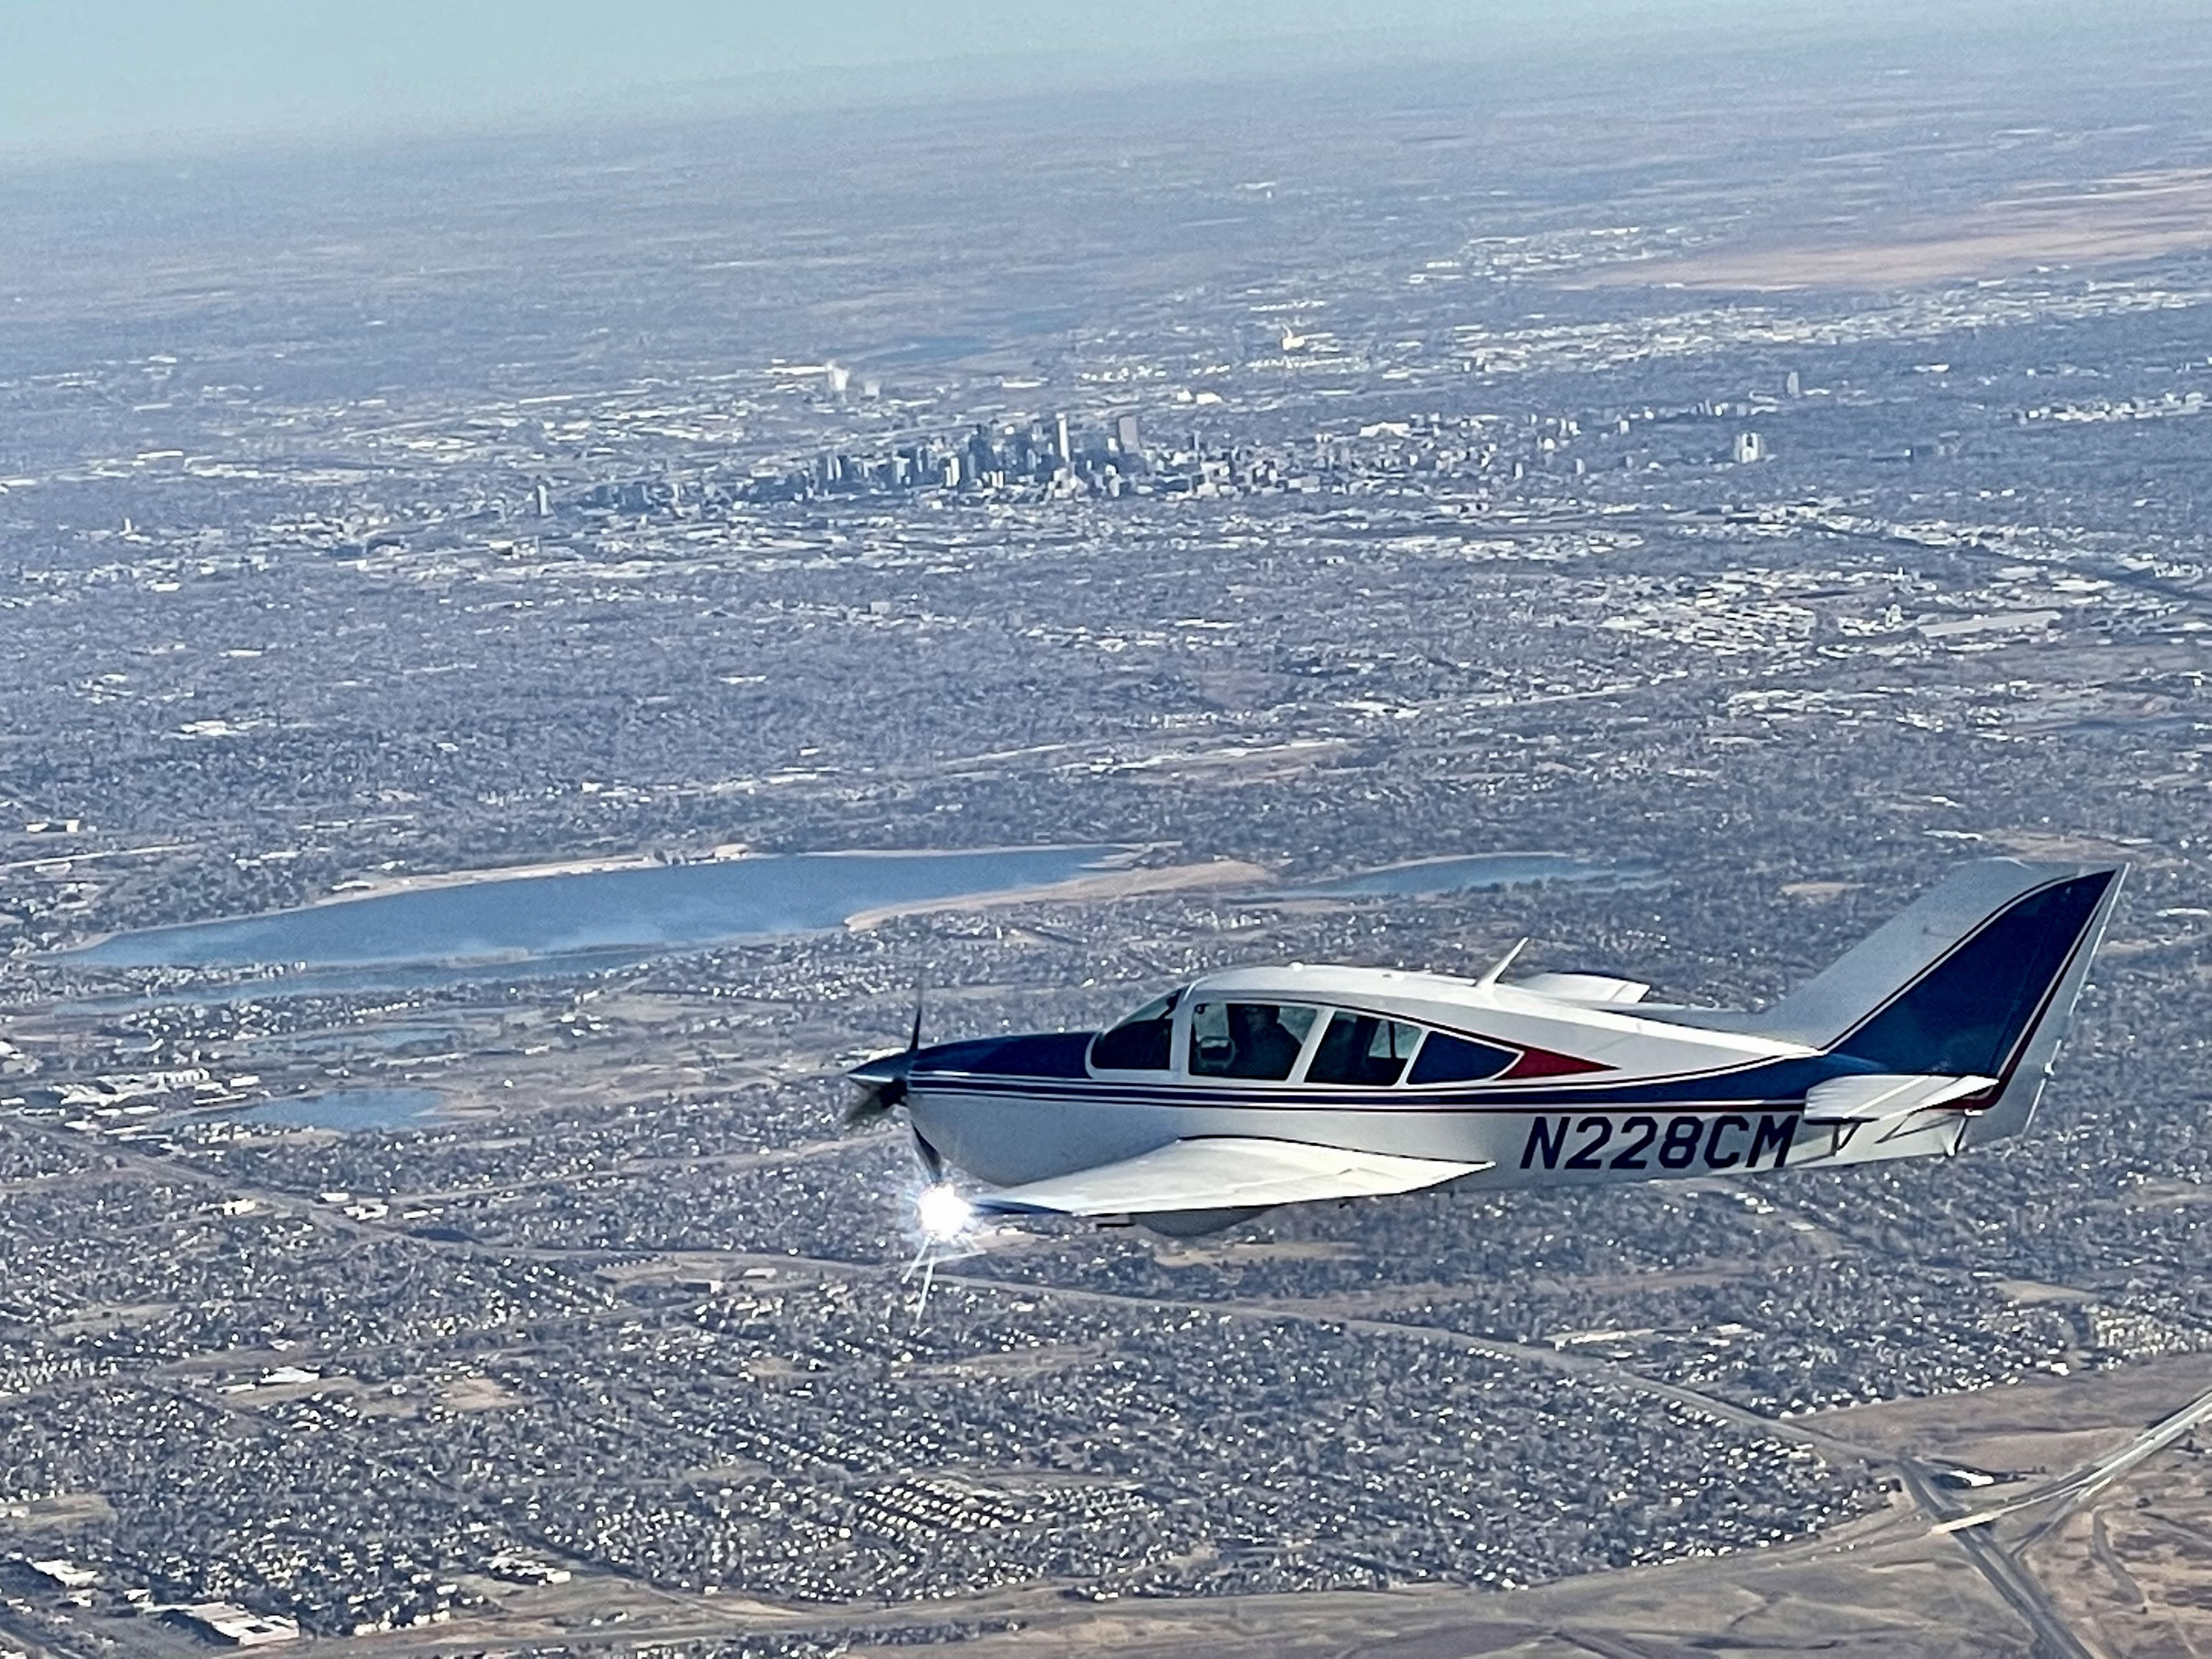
[915,1183,973,1242]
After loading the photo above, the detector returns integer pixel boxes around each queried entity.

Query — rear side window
[1089,989,1181,1071]
[1188,1002,1318,1081]
[1307,1012,1423,1086]
[1407,1030,1517,1085]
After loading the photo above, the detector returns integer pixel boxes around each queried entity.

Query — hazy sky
[0,0,2113,163]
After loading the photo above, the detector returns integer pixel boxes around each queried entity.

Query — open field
[1583,168,2212,291]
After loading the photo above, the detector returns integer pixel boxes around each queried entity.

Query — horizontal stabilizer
[969,1136,1488,1218]
[1805,1072,1996,1122]
[1792,1072,1998,1169]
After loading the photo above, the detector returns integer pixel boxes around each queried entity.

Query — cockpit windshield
[1188,1002,1318,1081]
[1088,987,1183,1071]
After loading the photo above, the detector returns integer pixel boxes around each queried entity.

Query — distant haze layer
[0,0,2164,165]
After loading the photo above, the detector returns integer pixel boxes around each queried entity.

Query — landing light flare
[915,1182,974,1242]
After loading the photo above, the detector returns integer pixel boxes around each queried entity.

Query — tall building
[1114,413,1142,458]
[1733,431,1768,464]
[1054,413,1072,466]
[966,425,997,482]
[1784,369,1803,398]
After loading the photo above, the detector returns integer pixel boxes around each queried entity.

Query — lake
[76,844,1646,1000]
[222,1087,443,1131]
[79,845,1123,973]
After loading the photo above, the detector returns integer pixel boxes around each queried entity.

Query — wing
[967,1136,1489,1218]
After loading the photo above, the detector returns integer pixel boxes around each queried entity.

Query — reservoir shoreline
[63,846,1643,991]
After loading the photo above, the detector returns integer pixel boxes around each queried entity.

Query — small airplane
[848,859,2123,1240]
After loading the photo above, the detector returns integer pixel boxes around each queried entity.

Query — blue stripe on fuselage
[904,1051,1875,1114]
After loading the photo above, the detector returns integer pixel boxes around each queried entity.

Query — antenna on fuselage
[909,973,925,1052]
[1477,937,1530,988]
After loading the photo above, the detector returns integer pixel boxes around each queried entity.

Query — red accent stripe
[1501,1045,1611,1080]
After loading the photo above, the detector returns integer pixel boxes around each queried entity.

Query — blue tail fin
[1733,859,2124,1143]
[1829,867,2120,1080]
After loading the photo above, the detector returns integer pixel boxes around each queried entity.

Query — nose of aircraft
[843,1047,917,1126]
[847,1049,917,1086]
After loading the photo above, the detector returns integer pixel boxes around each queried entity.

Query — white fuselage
[902,963,1855,1195]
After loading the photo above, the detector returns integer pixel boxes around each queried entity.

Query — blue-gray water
[80,847,1121,973]
[1297,853,1654,898]
[223,1088,443,1131]
[76,847,1640,1006]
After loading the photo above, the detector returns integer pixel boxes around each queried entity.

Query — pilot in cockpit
[1226,1002,1302,1079]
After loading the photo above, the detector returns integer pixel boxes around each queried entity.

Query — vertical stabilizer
[1735,860,2124,1144]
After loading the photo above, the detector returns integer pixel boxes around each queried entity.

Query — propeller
[843,1073,905,1127]
[843,974,926,1127]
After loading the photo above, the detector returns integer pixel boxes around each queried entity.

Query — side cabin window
[1088,989,1181,1071]
[1307,1012,1423,1086]
[1188,1002,1318,1081]
[1407,1030,1517,1085]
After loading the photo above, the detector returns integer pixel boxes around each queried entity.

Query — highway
[1939,1376,2212,1539]
[1899,1458,2095,1659]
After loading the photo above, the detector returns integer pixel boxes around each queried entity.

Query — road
[1944,1376,2212,1541]
[1899,1458,2097,1659]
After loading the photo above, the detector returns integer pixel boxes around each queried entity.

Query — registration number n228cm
[1519,1112,1797,1173]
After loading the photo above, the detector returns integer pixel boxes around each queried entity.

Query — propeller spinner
[844,978,926,1126]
